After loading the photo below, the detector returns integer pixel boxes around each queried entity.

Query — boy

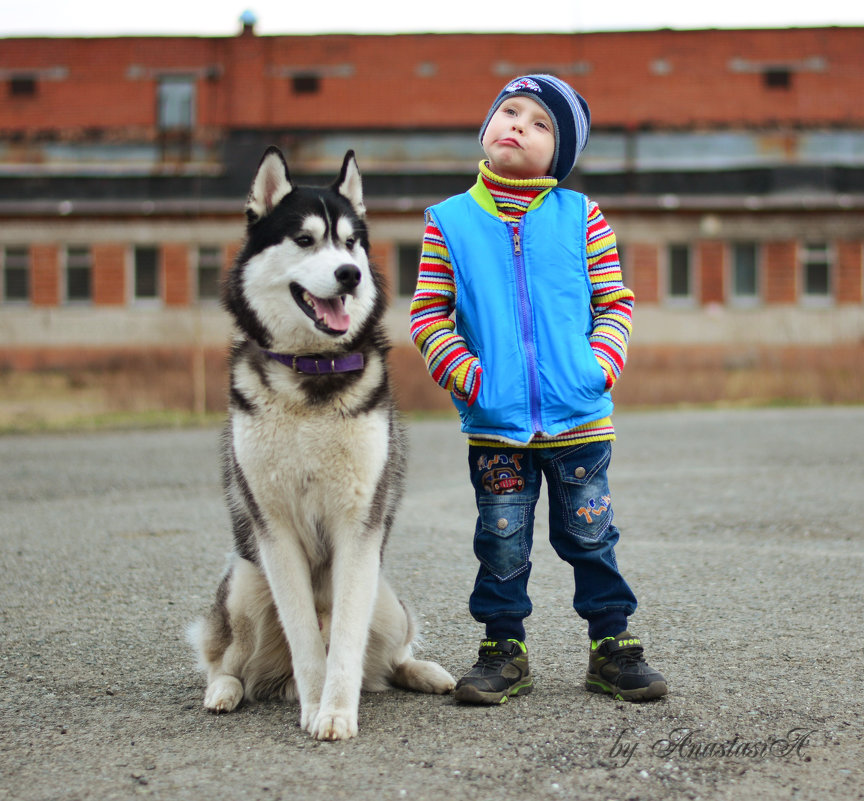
[410,75,667,704]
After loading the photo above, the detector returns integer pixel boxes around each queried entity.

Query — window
[731,242,760,303]
[157,76,195,130]
[134,246,160,301]
[292,74,321,94]
[397,243,421,296]
[763,68,791,90]
[9,75,37,97]
[2,246,29,302]
[66,246,92,302]
[801,242,832,302]
[667,244,692,301]
[196,246,222,302]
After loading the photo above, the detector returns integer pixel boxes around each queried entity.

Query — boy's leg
[456,445,539,704]
[543,441,637,634]
[466,445,539,636]
[543,441,667,700]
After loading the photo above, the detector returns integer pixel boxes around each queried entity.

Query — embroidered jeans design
[467,441,637,628]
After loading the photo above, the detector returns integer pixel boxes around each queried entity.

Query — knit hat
[479,74,591,182]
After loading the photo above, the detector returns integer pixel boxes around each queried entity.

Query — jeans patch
[476,452,526,495]
[576,494,612,524]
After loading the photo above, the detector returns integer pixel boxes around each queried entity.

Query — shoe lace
[475,644,517,669]
[611,645,645,668]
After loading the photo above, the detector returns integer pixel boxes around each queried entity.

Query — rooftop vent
[239,9,257,35]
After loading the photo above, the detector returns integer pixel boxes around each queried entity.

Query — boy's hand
[452,357,482,406]
[593,352,616,390]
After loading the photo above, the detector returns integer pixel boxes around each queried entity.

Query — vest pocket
[474,501,531,581]
[575,335,609,401]
[457,350,484,426]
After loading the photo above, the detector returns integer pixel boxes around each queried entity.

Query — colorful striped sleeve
[585,201,635,389]
[409,216,481,404]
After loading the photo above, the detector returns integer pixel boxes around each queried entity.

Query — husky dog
[190,147,454,741]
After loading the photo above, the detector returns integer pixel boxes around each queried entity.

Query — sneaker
[585,631,668,701]
[453,639,534,704]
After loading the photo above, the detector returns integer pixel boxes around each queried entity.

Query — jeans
[467,439,637,641]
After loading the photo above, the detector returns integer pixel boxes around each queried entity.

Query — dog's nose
[335,264,361,291]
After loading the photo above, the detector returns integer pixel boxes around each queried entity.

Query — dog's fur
[189,147,454,740]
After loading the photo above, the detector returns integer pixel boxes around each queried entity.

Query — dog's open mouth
[290,283,351,335]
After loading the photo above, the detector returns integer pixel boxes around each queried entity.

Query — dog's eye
[345,237,356,249]
[294,235,314,248]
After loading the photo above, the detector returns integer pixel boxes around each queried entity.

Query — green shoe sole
[454,676,534,705]
[585,676,668,702]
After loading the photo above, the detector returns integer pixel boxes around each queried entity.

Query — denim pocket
[551,441,613,544]
[474,501,531,581]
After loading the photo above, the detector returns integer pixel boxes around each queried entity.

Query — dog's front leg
[310,537,381,741]
[257,537,327,732]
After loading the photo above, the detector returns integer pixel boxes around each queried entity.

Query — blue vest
[427,184,613,443]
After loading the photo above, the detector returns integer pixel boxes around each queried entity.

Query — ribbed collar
[478,160,557,221]
[479,159,557,192]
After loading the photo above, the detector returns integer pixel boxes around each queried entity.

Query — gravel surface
[1,407,862,801]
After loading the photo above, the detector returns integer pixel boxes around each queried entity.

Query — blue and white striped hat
[479,74,591,182]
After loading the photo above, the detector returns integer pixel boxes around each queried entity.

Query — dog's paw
[310,709,358,741]
[300,702,320,733]
[392,659,456,694]
[203,676,244,713]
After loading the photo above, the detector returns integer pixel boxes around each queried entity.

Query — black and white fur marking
[189,147,454,741]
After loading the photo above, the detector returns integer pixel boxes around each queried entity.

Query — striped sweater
[410,161,634,446]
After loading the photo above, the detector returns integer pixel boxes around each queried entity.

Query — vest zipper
[511,220,543,434]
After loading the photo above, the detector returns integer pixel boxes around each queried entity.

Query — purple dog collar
[264,351,365,374]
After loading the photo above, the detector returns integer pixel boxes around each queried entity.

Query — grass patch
[0,409,224,436]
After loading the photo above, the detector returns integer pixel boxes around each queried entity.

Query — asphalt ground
[1,406,862,801]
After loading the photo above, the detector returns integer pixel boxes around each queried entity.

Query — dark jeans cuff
[586,610,629,641]
[484,617,527,643]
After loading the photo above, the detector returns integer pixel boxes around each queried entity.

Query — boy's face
[481,95,555,180]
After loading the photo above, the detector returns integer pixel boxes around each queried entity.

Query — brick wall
[2,28,863,134]
[697,241,725,304]
[836,241,863,304]
[224,243,242,271]
[369,242,395,299]
[30,245,59,306]
[92,244,126,305]
[162,244,190,306]
[630,244,659,303]
[763,241,797,303]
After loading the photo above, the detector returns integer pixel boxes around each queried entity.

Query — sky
[1,0,864,37]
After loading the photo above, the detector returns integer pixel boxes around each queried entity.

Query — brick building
[1,23,863,411]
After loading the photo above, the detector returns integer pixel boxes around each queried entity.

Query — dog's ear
[334,150,366,219]
[246,146,293,223]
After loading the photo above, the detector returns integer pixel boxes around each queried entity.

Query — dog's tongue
[311,294,350,332]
